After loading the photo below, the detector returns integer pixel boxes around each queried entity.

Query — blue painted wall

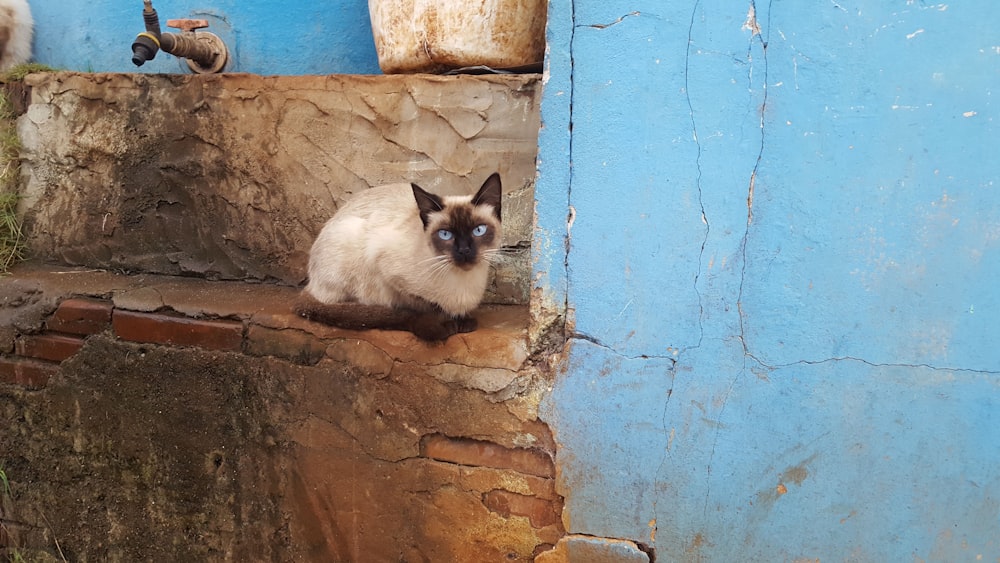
[537,1,1000,560]
[29,0,380,74]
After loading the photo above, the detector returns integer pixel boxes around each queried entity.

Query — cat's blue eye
[437,229,453,241]
[472,224,488,237]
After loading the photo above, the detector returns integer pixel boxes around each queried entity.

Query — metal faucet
[131,0,229,74]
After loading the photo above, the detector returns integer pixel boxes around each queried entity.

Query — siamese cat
[295,173,502,341]
[0,0,32,72]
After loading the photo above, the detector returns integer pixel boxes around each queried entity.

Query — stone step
[16,71,541,304]
[1,263,531,391]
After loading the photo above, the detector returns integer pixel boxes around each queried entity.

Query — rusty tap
[131,1,229,73]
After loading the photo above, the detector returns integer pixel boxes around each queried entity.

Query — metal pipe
[158,31,218,67]
[131,1,228,73]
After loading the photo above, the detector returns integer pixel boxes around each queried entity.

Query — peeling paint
[743,4,762,36]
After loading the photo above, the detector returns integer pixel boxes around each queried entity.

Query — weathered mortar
[16,72,540,302]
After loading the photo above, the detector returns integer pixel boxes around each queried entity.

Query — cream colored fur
[304,182,501,317]
[0,0,31,72]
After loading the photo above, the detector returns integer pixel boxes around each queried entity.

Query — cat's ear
[411,183,444,228]
[473,173,502,221]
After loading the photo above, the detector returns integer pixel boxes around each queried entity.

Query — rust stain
[781,462,810,487]
[686,531,713,559]
[754,454,818,509]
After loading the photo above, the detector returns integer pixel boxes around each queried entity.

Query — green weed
[0,80,25,273]
[0,63,54,83]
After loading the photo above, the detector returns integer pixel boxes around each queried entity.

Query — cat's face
[412,174,503,270]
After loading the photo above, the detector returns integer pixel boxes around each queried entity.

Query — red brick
[421,434,555,478]
[0,357,57,389]
[482,490,562,528]
[46,298,113,336]
[112,310,244,351]
[15,333,85,362]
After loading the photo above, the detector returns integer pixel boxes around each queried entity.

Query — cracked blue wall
[28,0,380,74]
[537,1,1000,560]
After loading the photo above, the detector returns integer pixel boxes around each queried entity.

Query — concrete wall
[536,1,1000,560]
[29,0,380,74]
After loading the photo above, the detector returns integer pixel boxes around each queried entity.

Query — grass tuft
[0,466,9,496]
[0,76,25,274]
[0,63,54,83]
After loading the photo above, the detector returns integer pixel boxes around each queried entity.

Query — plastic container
[368,0,546,74]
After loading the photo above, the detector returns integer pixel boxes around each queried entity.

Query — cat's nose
[454,245,475,263]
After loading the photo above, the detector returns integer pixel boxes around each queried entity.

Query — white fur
[0,0,32,71]
[304,183,498,317]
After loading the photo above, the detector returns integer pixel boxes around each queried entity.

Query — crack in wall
[700,0,773,525]
[578,11,642,30]
[765,355,1000,375]
[649,370,675,549]
[685,0,709,360]
[563,0,578,328]
[569,333,680,364]
[736,0,772,366]
[651,0,712,545]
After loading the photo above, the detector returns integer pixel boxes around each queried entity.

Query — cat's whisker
[479,249,507,265]
[413,256,452,282]
[415,254,448,266]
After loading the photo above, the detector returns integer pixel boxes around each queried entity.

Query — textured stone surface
[17,72,540,303]
[535,535,652,563]
[0,263,562,561]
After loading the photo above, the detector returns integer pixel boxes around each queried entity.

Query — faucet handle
[166,19,209,33]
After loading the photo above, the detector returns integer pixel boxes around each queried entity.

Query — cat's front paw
[409,314,459,342]
[453,316,477,334]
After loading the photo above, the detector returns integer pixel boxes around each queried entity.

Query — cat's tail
[293,293,476,341]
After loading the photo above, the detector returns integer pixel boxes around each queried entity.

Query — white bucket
[368,0,547,74]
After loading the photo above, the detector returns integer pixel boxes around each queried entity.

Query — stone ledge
[0,263,531,388]
[19,72,540,304]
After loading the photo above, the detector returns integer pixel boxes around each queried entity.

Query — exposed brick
[245,325,326,365]
[0,357,57,389]
[46,298,113,335]
[482,489,562,528]
[15,333,85,362]
[112,310,244,351]
[421,434,555,478]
